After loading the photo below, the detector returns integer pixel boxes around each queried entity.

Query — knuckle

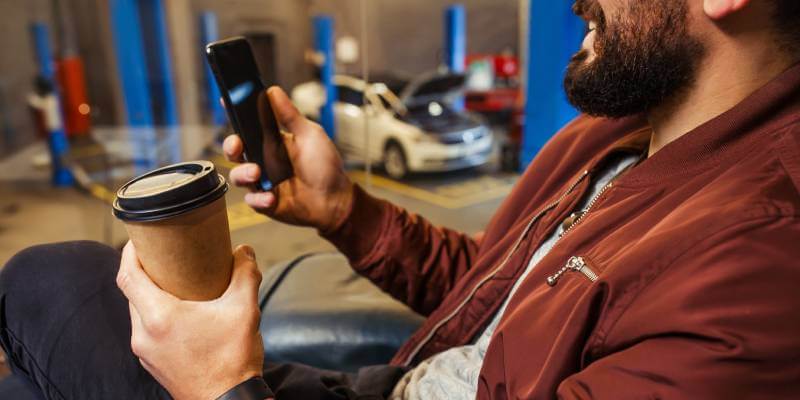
[116,271,129,291]
[310,121,324,133]
[130,335,147,357]
[252,267,263,285]
[247,308,261,328]
[145,311,172,337]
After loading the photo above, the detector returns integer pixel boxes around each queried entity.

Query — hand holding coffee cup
[113,161,233,301]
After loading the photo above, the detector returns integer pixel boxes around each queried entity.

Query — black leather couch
[0,252,423,398]
[259,252,424,372]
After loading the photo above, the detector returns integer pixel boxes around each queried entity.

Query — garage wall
[0,0,54,157]
[0,0,518,157]
[160,0,315,125]
[190,0,314,93]
[310,0,520,80]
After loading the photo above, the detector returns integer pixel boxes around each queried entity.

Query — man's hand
[116,242,264,400]
[225,87,354,232]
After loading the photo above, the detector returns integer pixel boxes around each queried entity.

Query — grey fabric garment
[391,154,640,400]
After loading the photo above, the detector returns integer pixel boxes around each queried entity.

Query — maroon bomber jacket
[323,62,800,399]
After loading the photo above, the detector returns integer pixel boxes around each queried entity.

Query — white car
[291,73,493,179]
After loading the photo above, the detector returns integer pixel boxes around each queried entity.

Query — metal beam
[29,22,74,186]
[445,4,467,111]
[444,4,467,73]
[199,11,226,126]
[313,15,336,139]
[520,0,584,168]
[139,0,179,127]
[108,0,156,170]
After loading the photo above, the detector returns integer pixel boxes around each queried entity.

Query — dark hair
[773,0,800,57]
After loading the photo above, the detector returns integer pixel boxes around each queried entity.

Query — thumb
[117,242,176,315]
[267,86,307,134]
[222,245,262,303]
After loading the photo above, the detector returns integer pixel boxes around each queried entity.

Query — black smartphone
[205,37,292,191]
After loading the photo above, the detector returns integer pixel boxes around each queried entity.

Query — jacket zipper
[546,256,598,286]
[558,181,613,241]
[402,170,590,366]
[545,181,614,286]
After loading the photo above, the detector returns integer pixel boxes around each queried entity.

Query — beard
[564,0,705,118]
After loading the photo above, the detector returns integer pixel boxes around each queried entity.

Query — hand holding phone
[223,88,355,233]
[206,37,292,191]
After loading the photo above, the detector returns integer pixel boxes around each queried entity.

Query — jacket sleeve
[321,184,480,316]
[556,216,800,399]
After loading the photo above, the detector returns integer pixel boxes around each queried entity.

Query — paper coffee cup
[112,161,233,301]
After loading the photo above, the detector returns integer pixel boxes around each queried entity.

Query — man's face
[564,0,706,118]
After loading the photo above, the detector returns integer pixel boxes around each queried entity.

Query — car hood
[399,72,466,107]
[399,103,483,134]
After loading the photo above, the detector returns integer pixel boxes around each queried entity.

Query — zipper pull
[547,256,599,287]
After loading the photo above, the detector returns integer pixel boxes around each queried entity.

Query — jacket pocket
[546,256,599,287]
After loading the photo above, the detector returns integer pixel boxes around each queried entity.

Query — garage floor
[0,138,517,273]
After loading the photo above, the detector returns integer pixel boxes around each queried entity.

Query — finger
[244,191,276,212]
[267,87,308,134]
[229,163,262,187]
[222,245,262,303]
[117,242,176,316]
[223,135,245,163]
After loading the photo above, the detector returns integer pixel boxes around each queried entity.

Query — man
[2,0,799,398]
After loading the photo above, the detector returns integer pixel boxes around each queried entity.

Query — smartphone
[205,37,293,191]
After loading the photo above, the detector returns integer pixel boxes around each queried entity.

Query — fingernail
[248,165,259,178]
[243,246,255,260]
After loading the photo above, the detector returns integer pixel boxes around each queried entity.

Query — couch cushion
[259,252,424,373]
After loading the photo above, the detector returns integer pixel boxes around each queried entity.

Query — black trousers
[0,241,406,400]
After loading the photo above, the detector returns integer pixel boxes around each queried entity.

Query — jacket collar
[607,61,800,188]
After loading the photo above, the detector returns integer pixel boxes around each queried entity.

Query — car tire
[383,143,408,180]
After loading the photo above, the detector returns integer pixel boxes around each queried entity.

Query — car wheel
[384,143,408,180]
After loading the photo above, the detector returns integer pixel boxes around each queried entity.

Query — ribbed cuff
[320,184,389,264]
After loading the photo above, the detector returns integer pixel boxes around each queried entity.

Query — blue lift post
[444,4,467,111]
[139,0,179,127]
[313,15,336,139]
[520,0,584,168]
[138,0,181,164]
[109,0,157,172]
[30,22,74,186]
[200,11,226,127]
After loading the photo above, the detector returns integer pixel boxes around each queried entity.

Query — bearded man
[2,0,799,398]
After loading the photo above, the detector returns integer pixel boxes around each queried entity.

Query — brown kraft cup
[112,161,233,301]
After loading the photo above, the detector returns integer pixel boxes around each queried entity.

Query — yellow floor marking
[348,171,515,209]
[89,184,117,203]
[227,202,270,231]
[211,154,237,170]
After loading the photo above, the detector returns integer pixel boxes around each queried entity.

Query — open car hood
[399,72,466,106]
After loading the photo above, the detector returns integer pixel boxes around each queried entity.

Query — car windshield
[336,85,365,106]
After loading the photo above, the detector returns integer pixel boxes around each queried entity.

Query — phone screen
[206,38,292,191]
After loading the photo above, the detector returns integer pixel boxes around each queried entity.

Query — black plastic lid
[112,161,228,222]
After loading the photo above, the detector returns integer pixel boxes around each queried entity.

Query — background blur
[0,0,584,268]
